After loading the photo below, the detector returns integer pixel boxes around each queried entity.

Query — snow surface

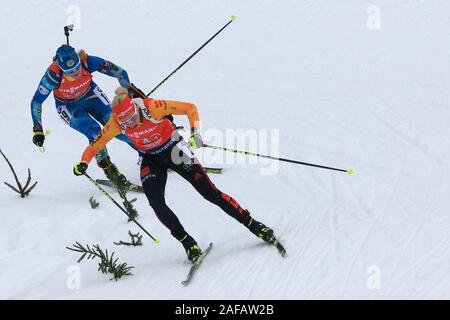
[1,0,450,299]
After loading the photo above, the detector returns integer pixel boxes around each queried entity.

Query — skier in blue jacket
[30,44,134,181]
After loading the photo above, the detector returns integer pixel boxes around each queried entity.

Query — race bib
[177,140,195,159]
[57,105,72,124]
[93,86,110,105]
[171,140,195,166]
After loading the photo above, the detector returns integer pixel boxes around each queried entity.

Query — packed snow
[1,0,450,299]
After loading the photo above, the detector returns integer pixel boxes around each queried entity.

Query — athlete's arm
[81,118,122,164]
[87,55,130,88]
[30,67,60,127]
[144,98,200,133]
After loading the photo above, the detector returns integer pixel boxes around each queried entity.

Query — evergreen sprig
[105,166,139,221]
[0,149,38,198]
[114,231,143,246]
[89,196,100,209]
[123,197,139,221]
[66,242,134,281]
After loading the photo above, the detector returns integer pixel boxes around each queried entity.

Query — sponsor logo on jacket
[58,78,91,96]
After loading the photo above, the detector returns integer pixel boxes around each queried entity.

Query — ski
[96,167,222,194]
[169,167,223,174]
[95,179,144,193]
[273,239,286,257]
[203,167,223,174]
[181,242,213,286]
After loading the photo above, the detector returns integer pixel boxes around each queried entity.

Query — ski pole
[84,173,161,244]
[146,16,237,96]
[38,129,52,154]
[203,144,354,175]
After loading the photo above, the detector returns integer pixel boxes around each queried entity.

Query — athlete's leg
[140,155,188,240]
[55,101,109,163]
[168,140,249,223]
[167,141,278,244]
[140,154,201,261]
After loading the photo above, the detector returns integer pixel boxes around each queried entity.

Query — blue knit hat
[55,44,81,73]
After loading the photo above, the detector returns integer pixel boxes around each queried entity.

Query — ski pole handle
[38,129,52,154]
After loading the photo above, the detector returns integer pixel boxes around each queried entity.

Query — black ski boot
[243,214,277,245]
[97,157,129,187]
[242,213,286,257]
[180,234,202,263]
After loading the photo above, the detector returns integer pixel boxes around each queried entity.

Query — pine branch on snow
[1,149,38,198]
[114,231,143,246]
[89,196,100,209]
[105,165,139,221]
[66,242,134,281]
[123,197,139,221]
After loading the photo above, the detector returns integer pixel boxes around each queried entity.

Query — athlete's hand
[73,161,88,176]
[32,125,45,147]
[128,83,146,99]
[188,132,203,149]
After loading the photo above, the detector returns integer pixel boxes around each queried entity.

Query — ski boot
[243,214,277,245]
[243,213,286,256]
[180,234,202,263]
[97,156,129,188]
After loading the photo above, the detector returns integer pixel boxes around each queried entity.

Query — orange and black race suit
[80,97,251,240]
[81,97,200,162]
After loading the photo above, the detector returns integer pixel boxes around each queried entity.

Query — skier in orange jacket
[74,87,280,262]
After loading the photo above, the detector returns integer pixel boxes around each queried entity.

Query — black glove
[128,83,147,99]
[32,125,45,147]
[166,114,174,122]
[73,162,88,176]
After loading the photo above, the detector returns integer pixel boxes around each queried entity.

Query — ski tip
[346,168,354,175]
[204,167,223,174]
[231,15,237,21]
[154,238,161,245]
